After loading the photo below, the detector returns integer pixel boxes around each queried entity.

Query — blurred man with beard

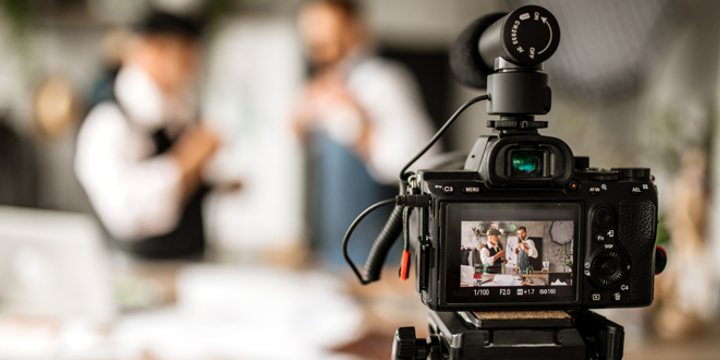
[293,0,437,264]
[514,226,538,274]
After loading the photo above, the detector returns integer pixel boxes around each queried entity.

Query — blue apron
[518,241,531,275]
[311,132,399,266]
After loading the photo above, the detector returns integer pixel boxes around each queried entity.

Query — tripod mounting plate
[460,310,572,329]
[419,310,625,360]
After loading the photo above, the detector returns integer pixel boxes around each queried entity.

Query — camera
[411,137,659,311]
[342,5,667,359]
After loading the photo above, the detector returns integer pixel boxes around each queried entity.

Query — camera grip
[616,200,657,303]
[364,205,404,282]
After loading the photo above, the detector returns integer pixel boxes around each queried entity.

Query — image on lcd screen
[460,220,573,288]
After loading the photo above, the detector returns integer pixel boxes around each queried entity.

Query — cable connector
[396,194,431,208]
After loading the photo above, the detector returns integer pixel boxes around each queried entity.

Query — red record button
[567,180,581,194]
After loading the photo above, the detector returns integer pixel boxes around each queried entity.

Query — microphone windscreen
[449,13,506,89]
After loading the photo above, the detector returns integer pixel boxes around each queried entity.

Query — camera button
[589,186,601,196]
[591,292,602,302]
[630,186,643,195]
[442,185,454,194]
[595,233,606,242]
[594,207,614,228]
[612,292,622,301]
[462,186,481,194]
[566,180,581,194]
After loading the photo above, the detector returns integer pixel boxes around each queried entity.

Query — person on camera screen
[481,228,508,274]
[514,226,538,275]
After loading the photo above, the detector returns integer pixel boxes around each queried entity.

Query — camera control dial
[614,167,652,181]
[590,250,628,288]
[589,172,621,182]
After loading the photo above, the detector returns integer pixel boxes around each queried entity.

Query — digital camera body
[409,132,659,312]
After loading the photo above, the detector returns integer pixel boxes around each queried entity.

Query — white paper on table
[492,274,515,285]
[460,265,474,286]
[113,265,363,360]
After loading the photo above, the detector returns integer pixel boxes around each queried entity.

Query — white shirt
[516,238,538,259]
[75,66,191,241]
[318,55,438,184]
[481,243,502,265]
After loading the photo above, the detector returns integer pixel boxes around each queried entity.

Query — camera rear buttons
[591,293,602,302]
[566,180,581,194]
[434,184,454,194]
[631,183,650,196]
[617,168,652,196]
[589,183,609,196]
[612,292,622,301]
[595,229,614,243]
[593,207,614,228]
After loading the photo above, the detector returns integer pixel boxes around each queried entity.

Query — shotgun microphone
[449,5,560,89]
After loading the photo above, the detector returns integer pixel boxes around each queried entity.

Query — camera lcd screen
[444,203,579,305]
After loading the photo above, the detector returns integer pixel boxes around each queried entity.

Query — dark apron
[483,243,503,274]
[105,105,206,259]
[117,126,208,259]
[89,73,207,259]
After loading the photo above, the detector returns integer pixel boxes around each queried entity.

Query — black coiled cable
[363,203,404,282]
[342,198,397,285]
[343,95,488,285]
[342,194,431,285]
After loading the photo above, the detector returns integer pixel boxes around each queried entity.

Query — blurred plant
[555,247,573,272]
[0,0,32,36]
[656,214,671,247]
[204,0,275,30]
[0,0,36,81]
[470,226,482,240]
[470,221,491,242]
[206,0,236,21]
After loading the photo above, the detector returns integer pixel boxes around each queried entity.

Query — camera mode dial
[590,250,628,288]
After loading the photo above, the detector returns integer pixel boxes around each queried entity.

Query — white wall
[202,15,306,253]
